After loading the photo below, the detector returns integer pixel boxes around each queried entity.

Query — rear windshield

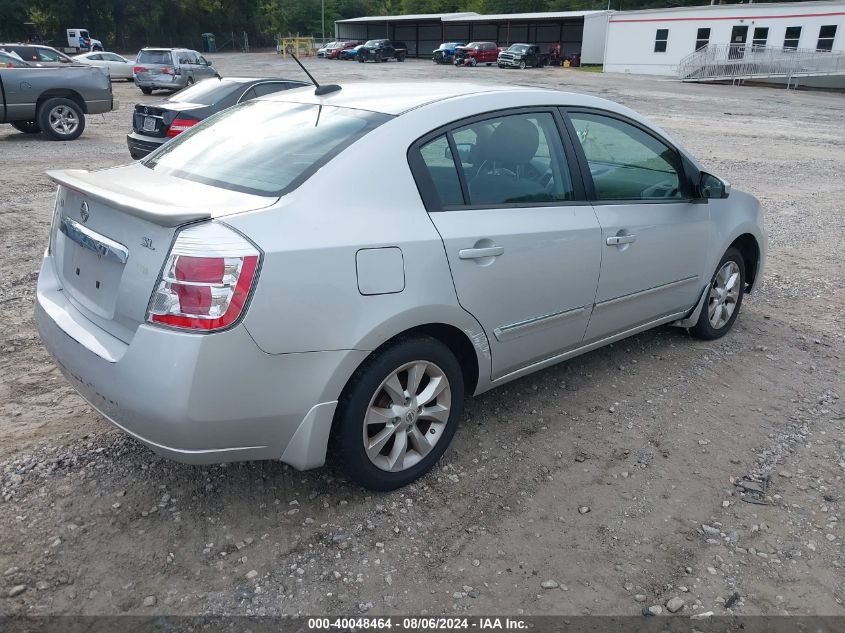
[143,101,391,196]
[138,50,172,65]
[168,79,238,105]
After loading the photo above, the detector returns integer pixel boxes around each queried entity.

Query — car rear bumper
[134,76,187,90]
[35,256,367,469]
[126,131,165,158]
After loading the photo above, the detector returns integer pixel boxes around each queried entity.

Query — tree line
[0,0,815,51]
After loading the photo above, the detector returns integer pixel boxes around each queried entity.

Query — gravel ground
[0,53,843,617]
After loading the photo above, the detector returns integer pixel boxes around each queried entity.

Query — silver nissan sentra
[35,82,767,490]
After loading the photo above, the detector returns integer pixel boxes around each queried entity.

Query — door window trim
[559,107,698,205]
[407,106,589,212]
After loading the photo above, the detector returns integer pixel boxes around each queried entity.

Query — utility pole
[322,0,325,44]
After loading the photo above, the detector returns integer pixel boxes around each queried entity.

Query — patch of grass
[575,65,604,73]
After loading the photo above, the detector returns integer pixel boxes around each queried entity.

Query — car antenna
[288,49,340,96]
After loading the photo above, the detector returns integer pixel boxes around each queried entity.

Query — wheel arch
[37,90,88,114]
[729,233,761,293]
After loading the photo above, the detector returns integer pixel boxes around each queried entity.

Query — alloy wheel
[48,106,79,136]
[362,360,452,472]
[707,261,741,329]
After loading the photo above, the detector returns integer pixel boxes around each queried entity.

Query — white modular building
[604,1,845,76]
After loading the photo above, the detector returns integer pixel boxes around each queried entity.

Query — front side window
[654,29,669,53]
[36,48,64,62]
[695,28,711,51]
[752,27,769,48]
[784,26,802,49]
[817,25,837,51]
[569,113,684,201]
[145,102,390,196]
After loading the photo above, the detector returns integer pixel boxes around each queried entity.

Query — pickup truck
[497,44,550,69]
[357,40,407,63]
[0,64,114,140]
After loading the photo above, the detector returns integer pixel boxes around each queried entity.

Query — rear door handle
[606,234,637,246]
[459,246,505,259]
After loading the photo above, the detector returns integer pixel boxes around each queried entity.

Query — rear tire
[37,98,85,141]
[689,247,745,340]
[186,77,195,86]
[140,87,152,95]
[331,336,465,491]
[11,121,41,134]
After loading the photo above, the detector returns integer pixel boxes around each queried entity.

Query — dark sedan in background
[126,76,306,159]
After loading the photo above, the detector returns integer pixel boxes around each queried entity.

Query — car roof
[263,82,574,116]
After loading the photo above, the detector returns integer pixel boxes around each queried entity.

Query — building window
[784,26,801,49]
[817,25,837,51]
[654,29,669,53]
[752,27,769,49]
[695,28,711,51]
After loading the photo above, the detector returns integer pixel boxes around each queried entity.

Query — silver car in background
[133,47,216,94]
[35,83,766,490]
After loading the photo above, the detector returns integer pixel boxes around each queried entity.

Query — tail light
[133,65,147,73]
[147,222,261,332]
[166,117,198,137]
[161,66,173,74]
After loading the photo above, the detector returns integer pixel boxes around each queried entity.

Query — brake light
[166,117,198,137]
[133,65,147,73]
[147,223,261,332]
[161,66,173,74]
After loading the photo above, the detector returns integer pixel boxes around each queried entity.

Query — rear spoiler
[47,169,213,228]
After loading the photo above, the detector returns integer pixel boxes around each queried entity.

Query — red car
[328,41,359,59]
[454,42,499,66]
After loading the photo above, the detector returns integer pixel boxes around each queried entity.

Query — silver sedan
[35,82,766,490]
[73,51,134,80]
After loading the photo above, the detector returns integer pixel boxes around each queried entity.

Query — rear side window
[138,50,172,64]
[168,79,238,105]
[418,136,463,206]
[413,112,575,208]
[144,101,391,196]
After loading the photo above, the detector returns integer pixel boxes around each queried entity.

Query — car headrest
[487,118,539,164]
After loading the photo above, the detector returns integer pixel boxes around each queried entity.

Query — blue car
[339,44,363,60]
[432,42,464,64]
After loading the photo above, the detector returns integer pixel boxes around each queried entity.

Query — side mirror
[699,172,730,199]
[444,143,474,162]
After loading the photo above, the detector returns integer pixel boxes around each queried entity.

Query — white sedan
[73,51,133,80]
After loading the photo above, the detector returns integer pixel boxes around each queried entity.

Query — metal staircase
[678,44,845,88]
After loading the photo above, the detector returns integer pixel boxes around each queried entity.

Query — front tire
[37,98,85,141]
[690,247,745,340]
[11,120,41,134]
[332,336,465,491]
[519,60,526,69]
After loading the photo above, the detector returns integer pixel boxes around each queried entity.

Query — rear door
[563,110,710,343]
[410,109,601,380]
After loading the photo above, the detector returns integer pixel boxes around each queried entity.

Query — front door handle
[459,245,505,259]
[606,234,637,246]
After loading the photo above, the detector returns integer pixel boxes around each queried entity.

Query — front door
[566,111,710,343]
[414,110,602,379]
[729,26,748,59]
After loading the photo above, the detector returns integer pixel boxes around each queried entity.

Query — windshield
[144,101,391,196]
[168,79,237,105]
[509,45,530,53]
[138,50,172,65]
[439,42,460,49]
[364,40,385,47]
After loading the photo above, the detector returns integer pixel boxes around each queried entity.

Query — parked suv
[498,44,550,69]
[133,48,217,94]
[454,42,498,66]
[357,40,407,63]
[0,44,76,66]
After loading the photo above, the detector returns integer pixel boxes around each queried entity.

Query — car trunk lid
[133,102,204,137]
[47,165,277,343]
